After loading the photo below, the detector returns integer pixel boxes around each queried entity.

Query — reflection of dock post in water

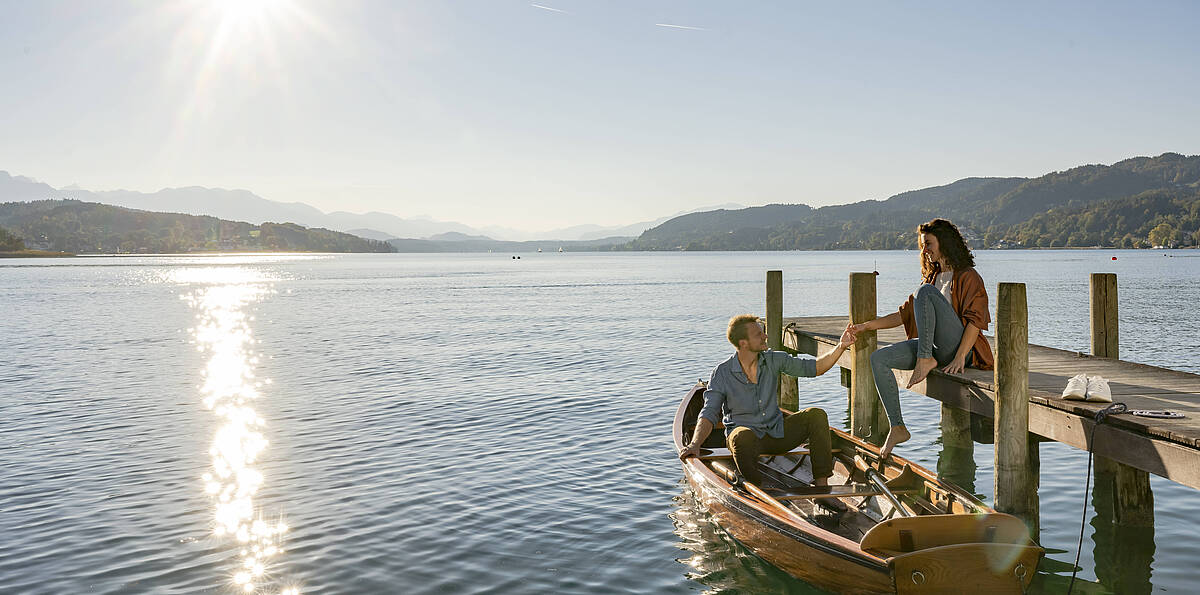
[937,404,977,494]
[1090,474,1155,594]
[994,282,1040,538]
[1089,273,1155,593]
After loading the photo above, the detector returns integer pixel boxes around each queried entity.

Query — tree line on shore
[614,188,1200,251]
[610,153,1200,251]
[0,200,395,254]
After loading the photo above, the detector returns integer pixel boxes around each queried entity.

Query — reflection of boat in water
[675,382,1042,594]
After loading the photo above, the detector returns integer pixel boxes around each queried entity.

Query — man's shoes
[817,497,848,514]
[812,500,844,529]
[1086,375,1113,403]
[1062,373,1088,400]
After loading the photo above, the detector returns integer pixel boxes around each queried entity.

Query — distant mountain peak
[426,231,495,241]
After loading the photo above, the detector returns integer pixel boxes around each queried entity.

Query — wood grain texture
[890,543,1042,594]
[849,272,887,442]
[1090,272,1154,527]
[993,283,1038,535]
[860,513,1033,553]
[766,271,801,411]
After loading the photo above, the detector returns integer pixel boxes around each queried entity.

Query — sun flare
[205,0,295,29]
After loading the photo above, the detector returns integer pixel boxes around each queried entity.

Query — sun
[206,0,295,30]
[156,0,327,165]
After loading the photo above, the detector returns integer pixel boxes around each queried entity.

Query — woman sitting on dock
[850,218,994,458]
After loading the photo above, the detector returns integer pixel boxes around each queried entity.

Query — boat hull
[683,462,894,594]
[675,382,1041,594]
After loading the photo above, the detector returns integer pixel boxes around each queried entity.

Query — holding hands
[838,323,858,349]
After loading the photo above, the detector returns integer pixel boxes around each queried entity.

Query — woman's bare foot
[879,425,911,459]
[906,356,938,388]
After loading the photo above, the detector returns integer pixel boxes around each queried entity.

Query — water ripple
[2,252,1198,593]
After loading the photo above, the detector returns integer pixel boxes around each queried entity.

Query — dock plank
[783,316,1200,488]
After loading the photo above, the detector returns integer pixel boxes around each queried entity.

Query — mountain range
[617,153,1200,251]
[0,171,739,242]
[4,152,1199,252]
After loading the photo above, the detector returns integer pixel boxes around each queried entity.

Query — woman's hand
[838,323,858,348]
[941,356,967,375]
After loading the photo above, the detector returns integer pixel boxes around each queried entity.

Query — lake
[2,250,1197,594]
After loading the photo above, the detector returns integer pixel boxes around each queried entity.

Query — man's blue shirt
[699,350,817,438]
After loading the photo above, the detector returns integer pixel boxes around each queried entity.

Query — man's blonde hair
[726,314,761,347]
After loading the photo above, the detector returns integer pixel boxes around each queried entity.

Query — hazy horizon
[3,1,1198,230]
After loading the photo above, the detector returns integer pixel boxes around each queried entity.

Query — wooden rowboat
[675,382,1043,594]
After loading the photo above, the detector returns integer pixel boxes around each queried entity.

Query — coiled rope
[1067,402,1127,594]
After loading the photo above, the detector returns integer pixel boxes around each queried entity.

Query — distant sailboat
[537,248,542,253]
[558,247,564,253]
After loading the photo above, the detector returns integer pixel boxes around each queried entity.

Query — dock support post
[767,271,799,411]
[994,282,1040,536]
[938,405,977,494]
[849,273,887,443]
[1090,272,1153,526]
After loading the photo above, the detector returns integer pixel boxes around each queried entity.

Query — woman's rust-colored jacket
[896,266,994,370]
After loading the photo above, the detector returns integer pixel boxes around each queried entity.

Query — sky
[2,1,1199,232]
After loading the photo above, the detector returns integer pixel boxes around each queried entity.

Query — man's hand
[678,443,701,460]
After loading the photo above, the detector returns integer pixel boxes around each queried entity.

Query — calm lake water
[2,250,1198,594]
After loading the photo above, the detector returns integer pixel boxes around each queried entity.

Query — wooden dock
[782,315,1200,491]
[762,270,1199,537]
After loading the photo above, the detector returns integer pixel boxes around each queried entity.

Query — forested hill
[616,153,1200,250]
[0,200,395,254]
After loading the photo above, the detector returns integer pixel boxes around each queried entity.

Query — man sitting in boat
[678,314,856,487]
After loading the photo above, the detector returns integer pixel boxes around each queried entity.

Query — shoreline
[0,250,75,258]
[2,246,1195,257]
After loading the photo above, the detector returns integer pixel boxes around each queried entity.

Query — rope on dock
[1068,402,1128,594]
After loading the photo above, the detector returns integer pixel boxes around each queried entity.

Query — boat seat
[697,447,841,461]
[764,484,922,501]
[860,513,1033,554]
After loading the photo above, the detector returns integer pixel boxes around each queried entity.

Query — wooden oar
[854,455,914,518]
[710,461,813,526]
[696,447,841,461]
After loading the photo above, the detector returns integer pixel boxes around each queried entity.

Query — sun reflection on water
[182,270,299,594]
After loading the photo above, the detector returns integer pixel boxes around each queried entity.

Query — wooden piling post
[939,404,977,494]
[1091,272,1154,527]
[849,273,887,442]
[994,282,1039,536]
[767,271,799,411]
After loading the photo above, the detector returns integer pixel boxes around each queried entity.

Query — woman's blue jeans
[870,284,964,427]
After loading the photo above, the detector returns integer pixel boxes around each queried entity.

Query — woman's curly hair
[919,218,974,282]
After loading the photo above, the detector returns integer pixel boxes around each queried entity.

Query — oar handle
[853,455,914,517]
[853,454,873,475]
